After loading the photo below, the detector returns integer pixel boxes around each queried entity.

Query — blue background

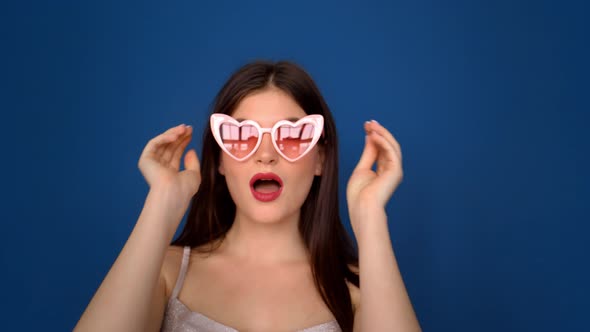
[2,0,588,331]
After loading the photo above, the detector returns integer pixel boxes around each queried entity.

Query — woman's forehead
[231,89,307,124]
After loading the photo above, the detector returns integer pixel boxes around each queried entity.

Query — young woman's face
[218,87,324,224]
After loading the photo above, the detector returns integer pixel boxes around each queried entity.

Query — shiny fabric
[160,246,342,332]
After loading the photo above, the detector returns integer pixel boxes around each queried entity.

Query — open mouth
[249,173,283,202]
[253,179,282,192]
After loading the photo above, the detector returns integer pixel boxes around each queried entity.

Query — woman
[75,60,421,332]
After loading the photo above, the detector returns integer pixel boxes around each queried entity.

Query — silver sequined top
[160,246,342,332]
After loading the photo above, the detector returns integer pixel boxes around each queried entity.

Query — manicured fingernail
[371,119,379,124]
[186,125,192,128]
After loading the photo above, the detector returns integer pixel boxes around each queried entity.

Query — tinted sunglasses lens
[220,123,259,159]
[275,123,317,159]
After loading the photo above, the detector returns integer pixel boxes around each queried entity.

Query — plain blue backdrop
[2,0,588,331]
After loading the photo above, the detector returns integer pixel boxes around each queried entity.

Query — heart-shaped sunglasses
[210,113,324,162]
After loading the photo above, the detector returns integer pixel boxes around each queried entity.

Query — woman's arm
[75,124,200,331]
[74,187,190,332]
[352,207,421,332]
[347,120,421,331]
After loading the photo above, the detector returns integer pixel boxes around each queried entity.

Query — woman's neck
[217,210,310,266]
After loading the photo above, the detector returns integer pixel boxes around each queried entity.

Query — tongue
[254,180,281,193]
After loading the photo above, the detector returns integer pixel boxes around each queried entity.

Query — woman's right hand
[138,124,201,200]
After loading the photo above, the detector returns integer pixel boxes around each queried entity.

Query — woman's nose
[254,133,278,164]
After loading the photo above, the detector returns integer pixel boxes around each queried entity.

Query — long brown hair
[171,60,359,331]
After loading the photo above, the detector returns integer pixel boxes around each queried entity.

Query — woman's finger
[354,127,378,172]
[184,149,200,172]
[180,149,201,193]
[162,126,190,164]
[366,120,402,161]
[368,120,399,149]
[141,124,186,158]
[171,125,192,158]
[153,133,179,160]
[170,128,193,169]
[368,130,402,175]
[140,133,175,164]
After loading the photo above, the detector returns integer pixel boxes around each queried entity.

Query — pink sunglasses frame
[210,113,325,162]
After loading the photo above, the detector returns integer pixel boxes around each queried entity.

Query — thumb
[184,149,201,173]
[180,149,201,194]
[354,133,378,172]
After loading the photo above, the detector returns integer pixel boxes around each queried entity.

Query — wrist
[144,186,191,221]
[349,202,386,222]
[350,205,387,240]
[149,183,191,205]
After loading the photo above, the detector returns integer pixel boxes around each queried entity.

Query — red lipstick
[249,172,283,202]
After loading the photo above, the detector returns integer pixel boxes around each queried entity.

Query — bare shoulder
[161,244,215,298]
[346,264,360,312]
[160,245,187,299]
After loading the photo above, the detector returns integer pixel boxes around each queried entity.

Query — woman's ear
[218,159,225,175]
[314,146,325,176]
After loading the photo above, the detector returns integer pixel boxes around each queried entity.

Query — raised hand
[138,124,201,200]
[346,120,403,235]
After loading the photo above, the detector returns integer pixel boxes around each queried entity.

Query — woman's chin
[239,207,298,226]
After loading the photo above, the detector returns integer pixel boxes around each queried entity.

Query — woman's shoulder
[160,244,215,297]
[160,245,186,299]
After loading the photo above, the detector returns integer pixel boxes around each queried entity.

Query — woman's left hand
[346,120,404,234]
